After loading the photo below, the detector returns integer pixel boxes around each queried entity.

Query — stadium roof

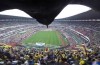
[0,14,37,25]
[0,14,32,19]
[57,10,100,20]
[0,0,100,25]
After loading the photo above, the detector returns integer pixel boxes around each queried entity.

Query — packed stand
[0,43,100,65]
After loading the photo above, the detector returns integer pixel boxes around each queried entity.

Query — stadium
[0,0,100,65]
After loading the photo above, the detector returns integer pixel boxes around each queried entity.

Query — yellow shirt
[79,59,85,65]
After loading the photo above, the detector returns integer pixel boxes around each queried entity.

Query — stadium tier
[0,10,100,65]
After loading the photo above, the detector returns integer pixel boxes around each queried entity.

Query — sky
[0,4,91,19]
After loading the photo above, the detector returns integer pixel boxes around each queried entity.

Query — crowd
[67,25,100,45]
[0,20,100,65]
[0,43,99,65]
[0,24,38,43]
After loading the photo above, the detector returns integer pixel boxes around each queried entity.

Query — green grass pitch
[22,31,67,46]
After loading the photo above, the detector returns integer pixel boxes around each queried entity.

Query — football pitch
[22,30,67,46]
